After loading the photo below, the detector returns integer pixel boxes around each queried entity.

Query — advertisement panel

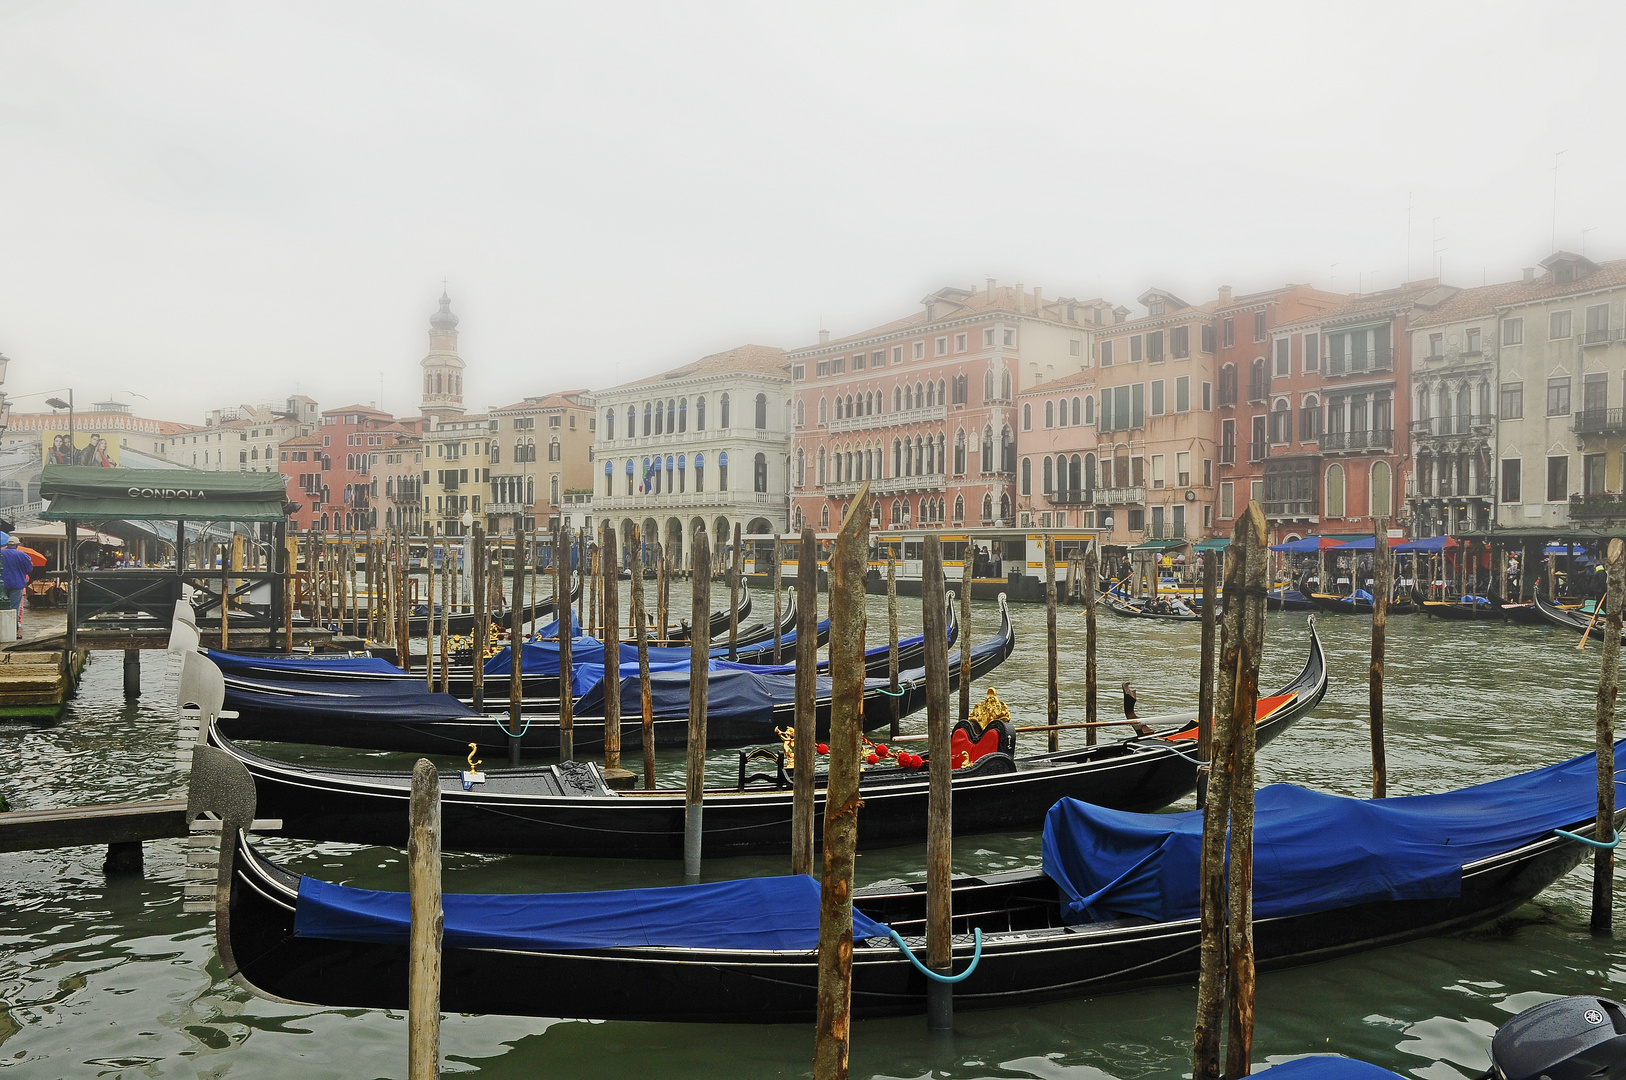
[43,431,121,467]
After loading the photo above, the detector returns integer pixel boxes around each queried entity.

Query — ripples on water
[2,588,1623,1078]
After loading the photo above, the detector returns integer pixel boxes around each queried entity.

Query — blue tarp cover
[206,649,404,676]
[294,873,891,952]
[1262,1058,1405,1080]
[221,673,481,723]
[1270,537,1343,553]
[481,618,835,677]
[1395,536,1457,553]
[1042,741,1625,924]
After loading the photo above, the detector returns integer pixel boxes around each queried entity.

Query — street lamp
[45,391,74,461]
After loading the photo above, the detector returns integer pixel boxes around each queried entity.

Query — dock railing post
[791,528,817,877]
[922,534,954,1031]
[1593,537,1624,934]
[684,527,712,882]
[407,758,442,1080]
[813,483,869,1080]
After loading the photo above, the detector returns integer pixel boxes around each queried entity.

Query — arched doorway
[689,517,707,568]
[714,517,730,562]
[664,517,684,567]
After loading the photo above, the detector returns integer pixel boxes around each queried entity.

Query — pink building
[788,283,1115,533]
[1013,368,1100,529]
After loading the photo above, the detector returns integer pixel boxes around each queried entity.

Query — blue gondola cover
[294,873,890,952]
[1042,741,1626,924]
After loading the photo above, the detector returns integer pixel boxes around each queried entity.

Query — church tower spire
[420,288,467,425]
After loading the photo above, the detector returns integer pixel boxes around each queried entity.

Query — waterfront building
[790,283,1114,535]
[173,396,319,474]
[1089,289,1220,551]
[1263,280,1453,543]
[422,412,493,537]
[1013,368,1099,530]
[1492,252,1626,531]
[368,425,424,534]
[487,391,596,537]
[278,403,396,532]
[594,344,790,567]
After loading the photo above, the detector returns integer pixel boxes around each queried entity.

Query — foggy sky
[2,0,1622,424]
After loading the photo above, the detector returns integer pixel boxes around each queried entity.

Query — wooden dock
[0,648,86,721]
[0,797,190,871]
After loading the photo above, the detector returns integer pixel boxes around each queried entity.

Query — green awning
[1129,538,1188,553]
[1192,537,1230,552]
[40,465,289,522]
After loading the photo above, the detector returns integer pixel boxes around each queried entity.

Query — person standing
[2,537,33,636]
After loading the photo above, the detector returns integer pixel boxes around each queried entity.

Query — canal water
[3,587,1623,1079]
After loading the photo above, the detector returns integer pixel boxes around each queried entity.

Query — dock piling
[122,649,140,699]
[887,554,900,740]
[729,523,741,661]
[958,558,971,722]
[631,530,655,789]
[1197,551,1217,806]
[773,535,784,665]
[1593,537,1623,934]
[684,528,711,882]
[471,523,486,711]
[922,535,954,1031]
[1084,547,1098,746]
[1371,526,1391,799]
[508,523,526,766]
[407,758,442,1080]
[791,527,817,877]
[557,523,574,763]
[1045,535,1059,753]
[601,525,624,777]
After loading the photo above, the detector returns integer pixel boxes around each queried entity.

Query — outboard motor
[1490,996,1626,1080]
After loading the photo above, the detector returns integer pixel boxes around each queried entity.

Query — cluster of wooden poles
[383,502,1623,1080]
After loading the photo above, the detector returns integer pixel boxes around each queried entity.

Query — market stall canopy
[40,465,288,523]
[1269,536,1348,553]
[1192,537,1229,552]
[10,521,122,545]
[1129,539,1187,553]
[1394,536,1459,553]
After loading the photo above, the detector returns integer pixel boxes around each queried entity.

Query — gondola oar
[1579,595,1606,650]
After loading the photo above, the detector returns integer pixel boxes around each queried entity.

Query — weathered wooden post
[813,484,869,1079]
[1197,550,1218,805]
[773,534,784,665]
[1045,535,1059,753]
[1192,502,1268,1080]
[408,758,442,1080]
[792,527,818,877]
[657,541,670,645]
[576,531,586,632]
[599,525,624,776]
[684,527,712,882]
[471,523,487,710]
[1593,537,1624,934]
[220,543,230,650]
[1084,546,1099,747]
[958,551,972,722]
[439,531,451,694]
[630,528,656,789]
[921,534,954,1031]
[558,523,574,763]
[1370,526,1391,799]
[588,542,598,640]
[729,522,742,660]
[508,523,526,766]
[888,554,901,739]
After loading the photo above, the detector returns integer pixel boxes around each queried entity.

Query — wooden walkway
[0,648,85,721]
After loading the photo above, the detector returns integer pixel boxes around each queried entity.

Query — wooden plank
[0,798,189,852]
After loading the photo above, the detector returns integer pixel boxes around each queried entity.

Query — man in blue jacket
[1,536,33,635]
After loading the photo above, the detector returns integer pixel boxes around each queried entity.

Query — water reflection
[1,588,1623,1078]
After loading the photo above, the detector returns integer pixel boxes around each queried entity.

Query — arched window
[1270,398,1291,444]
[953,495,964,522]
[893,386,902,411]
[1001,426,1015,472]
[890,499,902,525]
[820,505,830,530]
[1083,453,1096,495]
[550,437,561,461]
[795,449,805,488]
[915,382,923,409]
[693,395,705,431]
[938,379,946,405]
[793,505,803,530]
[1416,388,1430,423]
[605,410,616,439]
[936,433,945,473]
[720,393,731,428]
[1023,403,1033,430]
[981,426,994,470]
[1326,463,1346,518]
[795,399,804,427]
[1001,368,1012,399]
[982,493,994,521]
[1042,456,1053,494]
[1000,492,1011,522]
[1044,400,1054,428]
[754,453,768,492]
[678,398,688,432]
[1478,380,1491,419]
[925,382,935,407]
[953,374,968,405]
[1073,397,1082,425]
[817,447,826,485]
[1083,396,1094,425]
[954,430,966,475]
[643,403,653,436]
[984,369,995,401]
[904,384,914,410]
[1370,460,1392,518]
[655,401,665,434]
[892,438,902,477]
[551,475,561,504]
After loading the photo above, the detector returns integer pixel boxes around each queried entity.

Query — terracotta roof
[1408,280,1531,328]
[1098,298,1220,334]
[622,344,789,387]
[492,390,593,413]
[805,287,1110,351]
[281,433,325,448]
[163,423,208,437]
[1498,257,1626,306]
[323,404,394,418]
[1018,369,1097,395]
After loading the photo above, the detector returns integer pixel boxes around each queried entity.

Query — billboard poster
[44,431,121,467]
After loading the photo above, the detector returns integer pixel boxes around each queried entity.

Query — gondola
[212,597,1017,755]
[1307,591,1417,615]
[1498,600,1548,625]
[400,577,579,639]
[1267,585,1316,611]
[1419,595,1502,620]
[1534,591,1626,642]
[1103,595,1201,621]
[668,591,752,643]
[208,738,1626,1022]
[208,623,1326,858]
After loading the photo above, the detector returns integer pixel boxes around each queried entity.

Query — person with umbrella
[1,536,33,635]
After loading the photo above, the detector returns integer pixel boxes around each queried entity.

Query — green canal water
[3,587,1624,1079]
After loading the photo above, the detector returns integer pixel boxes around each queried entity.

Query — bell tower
[420,289,467,425]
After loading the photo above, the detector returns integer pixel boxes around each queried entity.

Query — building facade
[487,391,596,537]
[173,395,319,473]
[369,425,424,534]
[278,403,396,532]
[422,413,493,537]
[593,344,790,567]
[420,291,467,426]
[1013,369,1099,530]
[789,283,1114,535]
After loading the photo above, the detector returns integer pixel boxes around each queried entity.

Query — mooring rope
[886,927,983,983]
[1553,827,1620,849]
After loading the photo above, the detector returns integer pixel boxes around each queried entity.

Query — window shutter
[1131,383,1145,429]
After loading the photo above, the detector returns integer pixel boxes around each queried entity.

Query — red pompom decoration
[874,745,889,757]
[865,753,879,765]
[817,743,829,755]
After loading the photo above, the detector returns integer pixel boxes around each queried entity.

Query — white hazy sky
[3,1,1624,423]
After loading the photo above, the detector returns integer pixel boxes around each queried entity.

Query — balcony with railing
[1326,346,1394,376]
[1575,408,1626,434]
[388,480,422,505]
[826,472,945,496]
[1247,440,1266,462]
[1411,415,1493,437]
[1247,378,1269,404]
[1147,520,1188,540]
[1097,485,1145,505]
[827,402,946,434]
[1219,443,1236,465]
[1263,498,1318,520]
[1046,490,1096,506]
[1409,476,1492,500]
[1582,328,1617,347]
[1218,383,1238,409]
[1571,493,1626,520]
[1319,428,1394,452]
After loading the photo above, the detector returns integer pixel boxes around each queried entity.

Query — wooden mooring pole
[728,523,742,660]
[792,527,817,877]
[921,534,954,1031]
[773,534,784,665]
[887,554,900,740]
[558,523,574,763]
[407,758,442,1080]
[1197,550,1218,806]
[1084,547,1098,746]
[684,527,712,882]
[1593,537,1624,934]
[1193,501,1268,1080]
[601,525,622,776]
[958,554,972,722]
[631,529,655,789]
[438,533,450,694]
[657,542,670,647]
[509,523,525,766]
[1045,535,1059,753]
[471,523,486,711]
[813,484,869,1080]
[1370,526,1391,799]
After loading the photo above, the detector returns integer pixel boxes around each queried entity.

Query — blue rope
[874,686,906,697]
[492,714,533,739]
[1554,827,1620,849]
[886,927,982,983]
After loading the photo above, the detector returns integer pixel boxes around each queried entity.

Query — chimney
[1218,285,1232,305]
[986,276,996,298]
[1014,282,1024,313]
[1522,267,1536,284]
[1033,286,1043,310]
[818,329,830,344]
